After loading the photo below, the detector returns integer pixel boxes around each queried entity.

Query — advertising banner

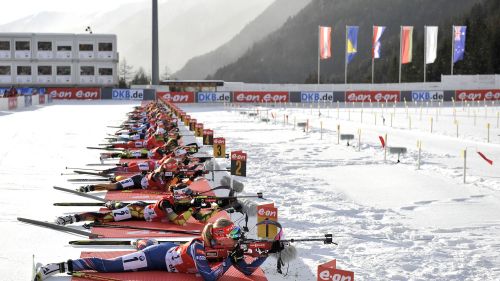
[411,91,444,101]
[48,88,101,100]
[317,259,354,281]
[455,89,500,101]
[24,95,32,107]
[157,92,195,103]
[39,94,45,104]
[233,91,289,103]
[8,97,17,110]
[300,92,334,102]
[197,92,230,103]
[0,87,46,96]
[112,89,144,100]
[345,91,400,102]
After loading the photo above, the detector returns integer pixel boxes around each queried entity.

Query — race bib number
[143,205,158,221]
[138,162,150,171]
[134,141,144,148]
[164,247,183,272]
[132,151,142,158]
[141,177,149,189]
[119,178,134,188]
[112,206,132,221]
[121,251,148,271]
[130,134,140,140]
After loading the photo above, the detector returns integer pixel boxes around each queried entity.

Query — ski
[53,186,107,202]
[83,222,201,235]
[17,217,99,239]
[73,170,108,177]
[67,178,112,182]
[86,163,121,167]
[69,238,189,246]
[53,202,106,207]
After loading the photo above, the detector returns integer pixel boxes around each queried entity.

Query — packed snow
[0,99,499,281]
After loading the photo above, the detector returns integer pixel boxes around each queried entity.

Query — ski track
[182,104,500,281]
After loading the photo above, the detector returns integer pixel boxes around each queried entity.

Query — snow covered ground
[0,100,499,281]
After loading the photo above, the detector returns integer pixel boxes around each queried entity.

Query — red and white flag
[477,151,493,165]
[319,26,332,59]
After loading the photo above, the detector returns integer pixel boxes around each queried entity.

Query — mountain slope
[174,0,311,79]
[209,0,487,83]
[0,0,274,74]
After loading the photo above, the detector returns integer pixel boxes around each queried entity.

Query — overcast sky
[0,0,151,25]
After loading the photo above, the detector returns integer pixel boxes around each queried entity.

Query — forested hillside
[209,0,499,83]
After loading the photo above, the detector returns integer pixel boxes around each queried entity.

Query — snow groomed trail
[0,100,499,280]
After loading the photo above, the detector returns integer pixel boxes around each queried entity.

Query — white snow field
[0,100,499,281]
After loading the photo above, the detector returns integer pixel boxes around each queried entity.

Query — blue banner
[197,92,230,103]
[112,89,144,100]
[411,91,444,101]
[300,92,334,102]
[346,26,359,64]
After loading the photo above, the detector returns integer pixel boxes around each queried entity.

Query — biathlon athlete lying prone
[56,184,219,226]
[36,218,281,281]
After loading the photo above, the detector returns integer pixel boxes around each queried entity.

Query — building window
[17,66,32,75]
[38,66,52,75]
[99,68,113,76]
[57,66,71,75]
[15,41,30,51]
[79,44,93,51]
[57,45,72,51]
[38,41,52,51]
[80,66,95,76]
[0,41,10,51]
[0,66,11,75]
[98,43,113,51]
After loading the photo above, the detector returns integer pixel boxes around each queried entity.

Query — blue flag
[346,26,359,64]
[453,26,466,63]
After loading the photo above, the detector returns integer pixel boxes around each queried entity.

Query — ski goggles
[212,224,242,240]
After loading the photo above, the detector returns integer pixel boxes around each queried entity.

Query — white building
[0,33,118,87]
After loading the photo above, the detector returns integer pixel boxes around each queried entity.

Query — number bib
[118,178,134,188]
[141,177,149,189]
[143,205,158,221]
[112,206,132,221]
[134,141,144,148]
[164,247,183,273]
[131,151,142,158]
[121,251,148,271]
[138,162,150,171]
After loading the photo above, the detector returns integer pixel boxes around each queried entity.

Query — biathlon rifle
[236,220,336,274]
[189,192,264,211]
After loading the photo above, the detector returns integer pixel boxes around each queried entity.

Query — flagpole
[371,26,375,84]
[399,26,402,83]
[451,25,454,75]
[424,26,427,83]
[345,25,348,84]
[318,26,320,84]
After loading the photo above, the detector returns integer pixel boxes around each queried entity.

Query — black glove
[77,185,94,193]
[190,198,205,208]
[230,247,245,264]
[268,240,285,254]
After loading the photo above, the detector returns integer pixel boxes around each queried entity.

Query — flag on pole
[425,26,438,64]
[319,26,332,59]
[477,151,493,165]
[401,26,413,64]
[346,26,359,64]
[372,26,386,59]
[378,136,385,148]
[453,26,467,63]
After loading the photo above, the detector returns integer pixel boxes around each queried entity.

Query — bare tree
[119,58,134,87]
